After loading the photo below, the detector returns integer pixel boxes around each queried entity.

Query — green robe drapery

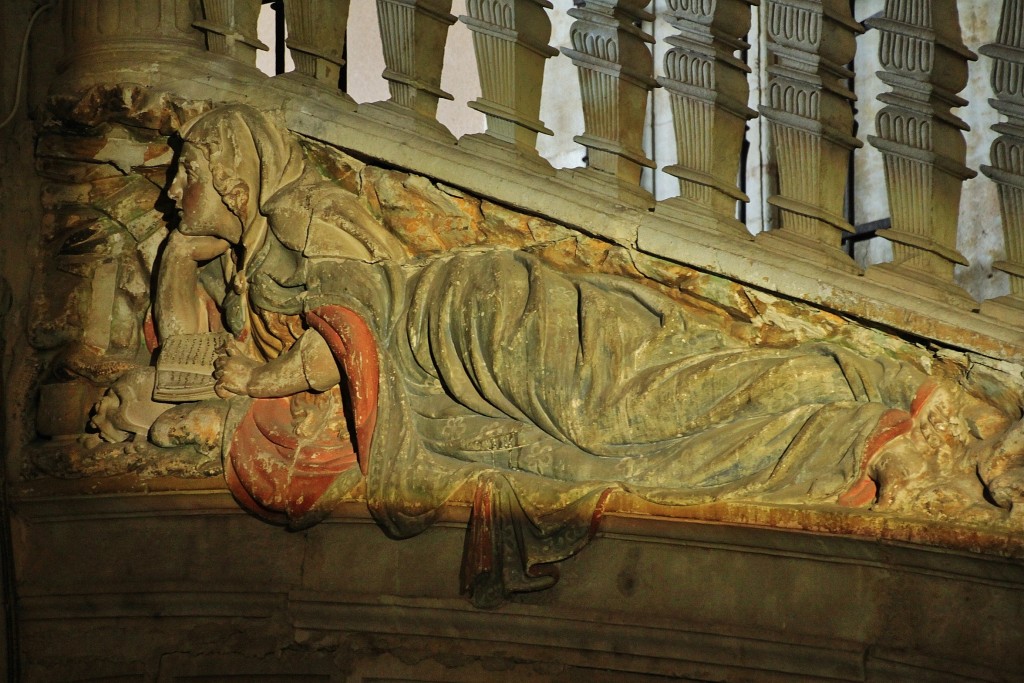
[177,106,932,606]
[303,249,925,605]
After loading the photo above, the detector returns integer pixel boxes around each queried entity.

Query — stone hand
[163,230,232,261]
[213,346,260,398]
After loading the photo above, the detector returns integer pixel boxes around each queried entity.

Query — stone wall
[4,1,1024,680]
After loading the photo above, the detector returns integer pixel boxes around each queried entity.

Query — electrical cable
[0,1,56,131]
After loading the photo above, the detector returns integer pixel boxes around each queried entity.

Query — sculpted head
[169,105,305,244]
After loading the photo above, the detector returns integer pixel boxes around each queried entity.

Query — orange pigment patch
[837,407,913,508]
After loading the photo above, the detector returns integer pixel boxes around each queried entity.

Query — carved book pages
[153,332,233,401]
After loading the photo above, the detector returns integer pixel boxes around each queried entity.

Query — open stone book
[153,332,233,402]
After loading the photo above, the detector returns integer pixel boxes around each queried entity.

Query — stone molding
[13,488,1024,680]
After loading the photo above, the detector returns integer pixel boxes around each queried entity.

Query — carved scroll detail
[758,0,863,271]
[561,0,658,194]
[194,0,268,65]
[981,0,1024,319]
[866,0,978,306]
[658,0,758,235]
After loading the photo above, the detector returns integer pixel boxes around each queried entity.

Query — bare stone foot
[150,400,229,455]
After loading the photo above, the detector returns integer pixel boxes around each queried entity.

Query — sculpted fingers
[213,352,259,396]
[214,382,235,399]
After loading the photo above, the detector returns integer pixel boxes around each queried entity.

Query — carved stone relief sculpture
[24,103,1024,607]
[30,123,169,465]
[25,92,217,479]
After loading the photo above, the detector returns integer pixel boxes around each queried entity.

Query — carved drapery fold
[376,0,457,128]
[981,0,1024,319]
[63,0,203,59]
[658,0,758,236]
[866,0,977,305]
[194,0,268,65]
[460,0,558,164]
[759,0,863,270]
[562,0,658,195]
[284,0,351,92]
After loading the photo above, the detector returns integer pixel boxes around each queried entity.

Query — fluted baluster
[758,0,863,271]
[866,0,978,307]
[374,0,457,137]
[459,0,558,169]
[562,0,658,200]
[284,0,351,91]
[657,0,757,236]
[981,0,1024,321]
[194,0,268,65]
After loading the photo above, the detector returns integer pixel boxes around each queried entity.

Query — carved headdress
[179,105,303,226]
[178,106,304,306]
[176,105,405,336]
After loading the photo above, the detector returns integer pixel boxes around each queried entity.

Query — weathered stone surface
[20,108,1024,501]
[5,4,1024,676]
[21,105,1011,613]
[11,490,1024,680]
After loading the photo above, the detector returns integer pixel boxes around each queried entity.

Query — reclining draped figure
[96,105,1024,607]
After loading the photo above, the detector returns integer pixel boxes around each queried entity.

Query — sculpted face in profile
[168,145,244,243]
[141,104,1024,606]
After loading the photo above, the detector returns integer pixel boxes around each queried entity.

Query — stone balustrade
[982,0,1024,322]
[283,0,350,90]
[194,0,267,63]
[866,0,978,308]
[758,0,863,273]
[54,0,1024,360]
[657,0,757,237]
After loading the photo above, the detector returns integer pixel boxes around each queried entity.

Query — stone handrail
[54,0,1024,362]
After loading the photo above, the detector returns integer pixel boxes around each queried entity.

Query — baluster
[194,0,268,65]
[757,0,863,272]
[283,0,353,102]
[981,0,1024,321]
[459,0,559,171]
[562,0,658,203]
[656,0,758,237]
[371,0,458,140]
[865,0,978,307]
